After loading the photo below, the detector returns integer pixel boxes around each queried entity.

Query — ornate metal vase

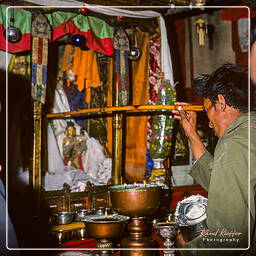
[153,221,179,256]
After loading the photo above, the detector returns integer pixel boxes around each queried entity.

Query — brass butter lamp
[83,214,129,255]
[110,183,162,256]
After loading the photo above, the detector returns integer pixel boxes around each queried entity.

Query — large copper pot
[110,184,162,217]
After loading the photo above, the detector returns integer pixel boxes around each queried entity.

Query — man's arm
[180,136,250,255]
[172,102,207,160]
[172,103,211,188]
[189,151,213,191]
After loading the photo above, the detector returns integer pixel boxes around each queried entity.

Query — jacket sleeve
[189,151,214,191]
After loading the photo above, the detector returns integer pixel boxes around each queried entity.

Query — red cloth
[0,19,113,55]
[0,24,30,53]
[59,238,97,248]
[221,7,256,20]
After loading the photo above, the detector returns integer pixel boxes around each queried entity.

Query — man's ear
[217,94,226,111]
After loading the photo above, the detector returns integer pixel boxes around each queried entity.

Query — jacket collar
[224,112,250,136]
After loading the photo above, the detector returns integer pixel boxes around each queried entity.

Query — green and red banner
[0,4,114,55]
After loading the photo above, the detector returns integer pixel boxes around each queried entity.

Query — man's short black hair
[193,63,252,112]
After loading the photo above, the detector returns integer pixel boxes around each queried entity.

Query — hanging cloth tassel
[113,27,130,106]
[31,13,51,104]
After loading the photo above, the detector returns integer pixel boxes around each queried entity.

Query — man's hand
[172,102,207,160]
[172,102,197,138]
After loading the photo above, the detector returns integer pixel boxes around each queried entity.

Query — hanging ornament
[129,48,140,60]
[3,7,22,43]
[117,16,125,22]
[128,26,141,61]
[113,27,130,106]
[4,26,21,43]
[195,18,207,46]
[32,13,51,38]
[71,34,89,50]
[80,8,88,14]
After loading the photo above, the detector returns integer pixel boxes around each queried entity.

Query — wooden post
[111,27,130,185]
[31,13,51,205]
[31,101,42,197]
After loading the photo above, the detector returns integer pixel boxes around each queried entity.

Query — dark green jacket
[181,113,256,256]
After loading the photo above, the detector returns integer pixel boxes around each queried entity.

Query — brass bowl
[110,184,162,217]
[83,214,129,239]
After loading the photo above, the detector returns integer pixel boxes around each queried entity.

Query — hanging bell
[128,26,141,61]
[128,47,141,60]
[4,26,22,43]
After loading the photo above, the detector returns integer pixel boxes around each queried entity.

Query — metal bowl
[50,230,73,244]
[110,184,162,217]
[53,211,74,225]
[83,214,129,239]
[90,207,115,216]
[153,221,179,240]
[74,209,91,221]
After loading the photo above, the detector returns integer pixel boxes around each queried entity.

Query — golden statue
[63,122,87,170]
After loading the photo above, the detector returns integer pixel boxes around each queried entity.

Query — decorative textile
[88,54,109,148]
[60,45,101,103]
[0,4,114,55]
[49,15,113,55]
[0,5,31,53]
[147,34,161,164]
[31,38,48,103]
[5,1,174,85]
[73,48,101,103]
[113,27,130,106]
[125,30,150,182]
[107,30,149,182]
[31,13,50,103]
[63,82,85,127]
[148,34,161,104]
[106,57,114,155]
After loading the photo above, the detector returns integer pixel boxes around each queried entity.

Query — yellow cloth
[125,30,149,182]
[72,48,101,103]
[60,45,101,103]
